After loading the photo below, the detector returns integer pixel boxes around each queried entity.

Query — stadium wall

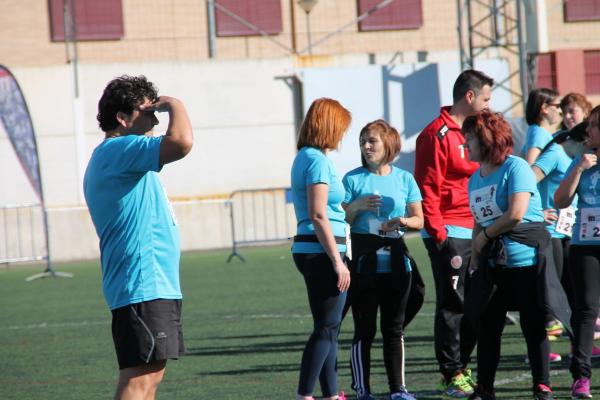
[0,54,519,263]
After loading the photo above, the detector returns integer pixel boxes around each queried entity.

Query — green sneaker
[462,368,476,388]
[440,372,474,399]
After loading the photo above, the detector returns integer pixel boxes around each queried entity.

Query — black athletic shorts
[111,299,185,370]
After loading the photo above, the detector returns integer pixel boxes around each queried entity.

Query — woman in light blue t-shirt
[463,111,553,400]
[531,123,587,351]
[342,120,423,400]
[555,105,600,399]
[523,88,562,165]
[290,98,351,400]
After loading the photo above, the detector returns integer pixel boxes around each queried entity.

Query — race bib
[470,185,503,223]
[579,207,600,241]
[555,206,576,236]
[368,217,401,238]
[345,224,352,261]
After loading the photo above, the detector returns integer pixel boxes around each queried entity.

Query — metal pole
[457,0,466,70]
[467,0,474,68]
[290,0,297,53]
[516,0,529,114]
[305,12,312,56]
[207,0,217,58]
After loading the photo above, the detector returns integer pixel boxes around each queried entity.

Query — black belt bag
[293,235,346,245]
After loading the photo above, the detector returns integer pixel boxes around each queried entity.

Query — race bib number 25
[470,185,503,223]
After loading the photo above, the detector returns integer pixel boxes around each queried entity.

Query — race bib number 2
[579,207,600,241]
[470,185,503,223]
[555,206,576,236]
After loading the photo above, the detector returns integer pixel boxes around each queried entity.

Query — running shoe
[468,385,496,400]
[592,346,600,358]
[462,368,476,388]
[533,384,554,400]
[439,372,474,398]
[390,386,416,400]
[549,352,562,362]
[339,391,347,400]
[546,320,564,337]
[525,352,562,363]
[355,392,375,400]
[571,377,592,399]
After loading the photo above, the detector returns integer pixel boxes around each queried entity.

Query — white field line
[7,312,437,331]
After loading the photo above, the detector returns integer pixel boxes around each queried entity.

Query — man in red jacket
[415,69,493,398]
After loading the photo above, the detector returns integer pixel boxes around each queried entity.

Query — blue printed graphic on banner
[0,66,42,201]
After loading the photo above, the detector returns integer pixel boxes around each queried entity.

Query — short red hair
[297,98,352,151]
[462,111,513,165]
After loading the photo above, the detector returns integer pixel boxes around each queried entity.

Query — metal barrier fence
[227,187,296,262]
[0,203,46,264]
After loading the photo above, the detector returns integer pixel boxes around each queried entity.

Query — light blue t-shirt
[522,124,553,156]
[468,156,544,267]
[343,166,422,273]
[83,135,182,310]
[566,156,600,245]
[291,147,347,253]
[534,143,577,238]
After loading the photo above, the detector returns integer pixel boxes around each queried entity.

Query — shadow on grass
[199,362,301,376]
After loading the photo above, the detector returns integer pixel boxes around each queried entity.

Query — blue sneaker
[356,391,376,400]
[390,386,417,400]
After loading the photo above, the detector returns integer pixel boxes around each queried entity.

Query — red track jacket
[414,106,479,243]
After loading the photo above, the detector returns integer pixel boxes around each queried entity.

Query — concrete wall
[2,56,519,263]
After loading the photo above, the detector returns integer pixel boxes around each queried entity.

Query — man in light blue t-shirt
[84,75,193,400]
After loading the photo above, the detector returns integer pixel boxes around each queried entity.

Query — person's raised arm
[308,183,350,292]
[343,195,381,224]
[140,96,193,166]
[555,154,597,208]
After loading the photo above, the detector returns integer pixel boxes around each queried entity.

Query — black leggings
[569,245,600,379]
[550,237,574,323]
[349,272,411,395]
[293,252,347,398]
[475,266,549,390]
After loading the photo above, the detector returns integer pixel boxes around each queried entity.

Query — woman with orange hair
[463,111,556,400]
[291,98,352,400]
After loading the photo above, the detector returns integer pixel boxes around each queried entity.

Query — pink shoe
[592,346,600,358]
[549,352,562,362]
[525,352,562,363]
[571,377,592,399]
[338,391,347,400]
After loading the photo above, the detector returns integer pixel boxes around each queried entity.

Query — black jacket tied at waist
[349,232,425,328]
[465,222,572,335]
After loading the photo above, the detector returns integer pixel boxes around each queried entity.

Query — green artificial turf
[0,239,596,399]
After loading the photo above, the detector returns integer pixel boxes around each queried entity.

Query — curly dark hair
[97,75,158,132]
